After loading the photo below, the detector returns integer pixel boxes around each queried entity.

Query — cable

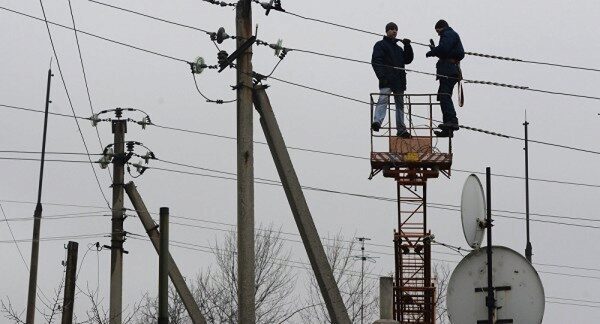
[0,150,100,156]
[41,3,600,101]
[269,5,600,74]
[145,160,600,229]
[0,6,188,63]
[0,157,99,163]
[191,73,236,104]
[37,0,111,208]
[0,233,109,244]
[4,100,599,188]
[67,0,112,183]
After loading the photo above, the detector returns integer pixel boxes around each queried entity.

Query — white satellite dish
[461,174,486,248]
[447,246,545,324]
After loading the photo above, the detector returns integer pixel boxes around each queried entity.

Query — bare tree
[1,273,64,324]
[137,223,298,323]
[433,262,451,324]
[299,233,378,323]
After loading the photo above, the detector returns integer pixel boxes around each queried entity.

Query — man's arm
[429,32,456,58]
[403,41,414,65]
[371,43,387,80]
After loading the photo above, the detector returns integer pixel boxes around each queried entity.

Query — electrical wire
[3,100,599,188]
[31,3,600,102]
[144,160,600,229]
[269,5,600,73]
[37,0,111,208]
[0,6,188,63]
[0,233,109,244]
[67,0,112,183]
[191,73,236,104]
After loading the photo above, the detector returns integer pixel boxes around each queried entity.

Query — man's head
[434,19,449,35]
[385,22,398,38]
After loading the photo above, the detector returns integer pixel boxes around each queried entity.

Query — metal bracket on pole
[124,182,207,324]
[219,36,256,72]
[252,85,351,324]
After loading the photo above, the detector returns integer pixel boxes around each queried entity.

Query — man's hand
[425,51,434,58]
[401,38,411,46]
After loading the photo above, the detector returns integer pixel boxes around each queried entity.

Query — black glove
[401,38,411,45]
[425,51,434,58]
[429,39,435,50]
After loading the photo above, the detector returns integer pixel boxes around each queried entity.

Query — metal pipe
[26,67,52,324]
[524,120,532,262]
[485,167,495,323]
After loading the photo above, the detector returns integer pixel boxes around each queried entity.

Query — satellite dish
[447,246,545,324]
[461,174,486,248]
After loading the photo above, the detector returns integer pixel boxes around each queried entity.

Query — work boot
[371,122,381,132]
[438,122,459,131]
[434,129,453,138]
[397,130,412,138]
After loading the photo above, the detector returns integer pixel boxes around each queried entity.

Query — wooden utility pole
[253,86,351,323]
[110,119,127,324]
[124,182,206,324]
[61,241,79,324]
[26,67,52,324]
[236,1,255,323]
[158,207,169,324]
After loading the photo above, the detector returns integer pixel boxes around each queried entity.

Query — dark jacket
[371,36,414,91]
[429,27,464,78]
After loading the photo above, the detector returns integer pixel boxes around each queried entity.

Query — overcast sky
[1,0,599,323]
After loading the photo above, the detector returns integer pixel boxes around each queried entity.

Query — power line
[37,0,110,208]
[0,233,109,244]
[268,4,600,74]
[3,100,599,189]
[81,2,600,101]
[67,0,112,184]
[0,6,188,63]
[2,196,599,277]
[144,160,600,229]
[4,6,600,152]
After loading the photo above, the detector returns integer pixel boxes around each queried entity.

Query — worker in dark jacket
[426,19,464,137]
[371,22,414,138]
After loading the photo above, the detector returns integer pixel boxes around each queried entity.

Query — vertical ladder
[393,182,434,324]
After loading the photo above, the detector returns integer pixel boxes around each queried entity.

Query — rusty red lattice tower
[370,93,453,323]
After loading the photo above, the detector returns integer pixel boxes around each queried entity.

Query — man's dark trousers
[438,76,458,124]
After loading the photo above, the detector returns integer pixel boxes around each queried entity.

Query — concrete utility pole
[236,1,255,323]
[26,67,52,324]
[158,207,169,324]
[61,241,79,324]
[373,277,398,324]
[124,182,207,324]
[110,119,127,324]
[253,86,351,324]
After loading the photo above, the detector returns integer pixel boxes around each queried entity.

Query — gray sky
[1,0,599,323]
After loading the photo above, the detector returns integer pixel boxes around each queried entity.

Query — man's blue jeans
[373,88,406,133]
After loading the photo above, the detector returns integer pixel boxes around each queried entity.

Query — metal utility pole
[524,120,533,263]
[124,182,206,324]
[354,237,372,324]
[110,118,127,324]
[236,1,255,323]
[26,67,52,324]
[253,85,351,323]
[61,241,79,324]
[158,207,169,324]
[485,167,495,324]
